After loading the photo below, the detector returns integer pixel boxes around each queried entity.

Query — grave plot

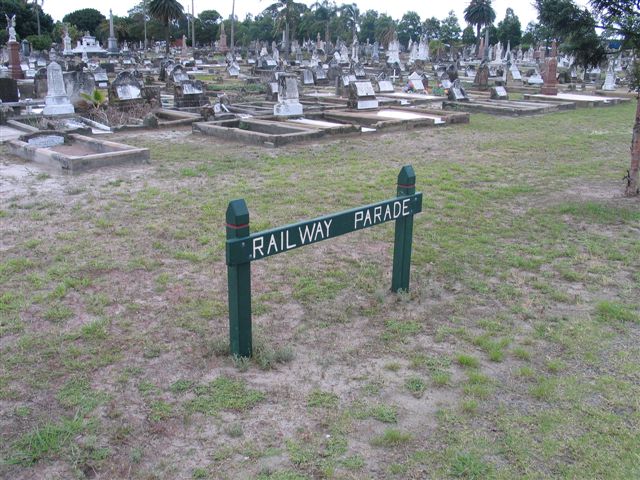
[443,97,576,116]
[522,92,632,108]
[6,131,150,173]
[193,118,327,147]
[7,115,112,136]
[442,86,577,116]
[321,107,469,131]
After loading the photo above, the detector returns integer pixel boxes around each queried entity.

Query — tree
[440,10,461,45]
[374,13,396,45]
[340,3,359,40]
[26,33,51,50]
[398,11,421,46]
[53,21,80,44]
[536,0,605,66]
[537,0,639,196]
[62,8,105,35]
[0,0,54,41]
[309,0,336,43]
[196,10,221,44]
[148,0,184,54]
[265,0,306,58]
[464,0,496,54]
[497,8,522,47]
[359,9,378,43]
[589,0,640,196]
[462,25,476,46]
[422,17,440,40]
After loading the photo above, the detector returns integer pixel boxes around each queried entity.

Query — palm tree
[310,0,336,43]
[464,0,496,56]
[340,3,359,41]
[148,0,184,55]
[267,0,306,60]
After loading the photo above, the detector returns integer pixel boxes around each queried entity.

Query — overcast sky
[45,0,589,31]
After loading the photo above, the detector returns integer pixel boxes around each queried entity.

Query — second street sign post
[225,165,422,357]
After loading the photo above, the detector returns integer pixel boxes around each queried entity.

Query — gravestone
[353,63,366,79]
[33,67,48,98]
[473,62,489,90]
[227,62,240,77]
[174,80,207,108]
[94,68,109,88]
[100,63,116,74]
[0,77,19,102]
[109,70,144,107]
[313,66,327,84]
[447,80,469,102]
[258,56,277,69]
[43,62,74,115]
[171,66,190,85]
[336,74,357,96]
[540,40,559,95]
[490,86,508,100]
[273,74,303,117]
[347,81,378,110]
[266,81,279,101]
[375,79,394,93]
[507,64,522,85]
[408,72,426,91]
[386,36,401,65]
[602,64,615,91]
[63,71,96,108]
[410,78,425,91]
[527,70,544,85]
[302,69,314,85]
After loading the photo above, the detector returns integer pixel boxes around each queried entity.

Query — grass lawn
[1,101,639,479]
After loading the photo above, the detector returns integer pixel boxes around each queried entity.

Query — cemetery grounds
[1,102,639,479]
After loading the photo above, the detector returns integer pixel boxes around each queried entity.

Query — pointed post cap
[226,199,249,226]
[397,165,416,188]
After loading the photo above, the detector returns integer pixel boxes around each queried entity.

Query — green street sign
[226,194,422,265]
[225,165,421,357]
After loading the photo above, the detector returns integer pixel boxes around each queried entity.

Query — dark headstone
[347,81,378,109]
[109,71,144,107]
[34,68,48,98]
[174,80,207,108]
[0,77,19,102]
[473,63,489,90]
[447,80,469,102]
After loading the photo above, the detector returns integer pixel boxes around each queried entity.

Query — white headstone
[43,62,74,115]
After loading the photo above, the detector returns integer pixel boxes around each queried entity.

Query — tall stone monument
[108,9,119,54]
[602,63,616,91]
[218,23,229,53]
[63,25,73,55]
[540,40,558,95]
[5,14,23,80]
[43,62,75,115]
[386,32,400,65]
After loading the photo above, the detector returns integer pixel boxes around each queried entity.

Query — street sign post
[225,165,422,357]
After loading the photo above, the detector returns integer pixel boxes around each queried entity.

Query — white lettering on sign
[299,219,332,245]
[252,229,298,258]
[353,198,411,229]
[251,219,333,259]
